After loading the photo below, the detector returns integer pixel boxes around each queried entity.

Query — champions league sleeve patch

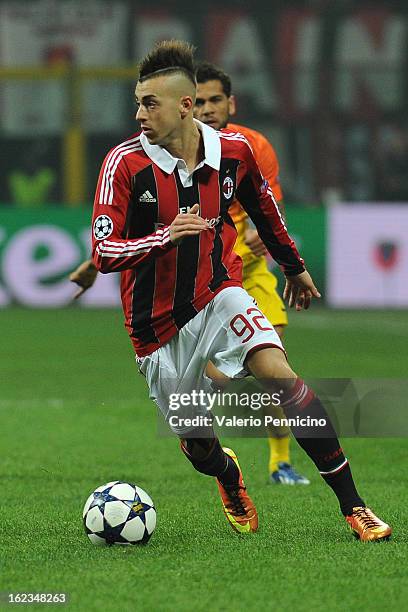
[93,215,114,240]
[260,179,270,194]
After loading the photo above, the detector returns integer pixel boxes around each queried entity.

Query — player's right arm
[92,155,206,273]
[92,155,172,273]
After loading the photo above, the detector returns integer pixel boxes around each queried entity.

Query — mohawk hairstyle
[195,61,232,98]
[138,40,196,86]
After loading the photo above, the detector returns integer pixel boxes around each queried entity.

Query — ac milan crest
[222,176,234,200]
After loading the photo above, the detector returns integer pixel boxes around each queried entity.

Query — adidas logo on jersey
[139,190,156,203]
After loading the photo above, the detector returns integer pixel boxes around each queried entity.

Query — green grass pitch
[1,308,407,611]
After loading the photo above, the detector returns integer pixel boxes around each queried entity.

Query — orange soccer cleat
[216,448,258,534]
[346,507,392,542]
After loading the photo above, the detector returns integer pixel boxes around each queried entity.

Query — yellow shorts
[242,259,288,327]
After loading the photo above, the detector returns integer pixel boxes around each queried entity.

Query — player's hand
[69,259,98,299]
[244,228,267,257]
[169,203,208,245]
[283,270,321,311]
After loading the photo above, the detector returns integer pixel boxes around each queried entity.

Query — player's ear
[180,96,193,118]
[228,95,236,117]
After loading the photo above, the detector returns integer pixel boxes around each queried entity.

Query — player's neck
[163,121,203,174]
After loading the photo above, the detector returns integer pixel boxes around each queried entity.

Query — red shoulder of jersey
[218,128,254,158]
[95,132,150,206]
[226,123,282,202]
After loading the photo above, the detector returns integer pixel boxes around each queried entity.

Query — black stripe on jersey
[208,220,229,292]
[127,165,158,239]
[171,172,200,329]
[208,158,240,291]
[128,165,159,345]
[218,158,240,226]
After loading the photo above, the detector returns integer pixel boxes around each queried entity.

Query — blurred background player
[194,61,309,486]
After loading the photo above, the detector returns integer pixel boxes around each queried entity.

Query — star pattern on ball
[83,481,156,545]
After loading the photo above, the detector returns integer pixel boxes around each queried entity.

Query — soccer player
[194,61,309,485]
[90,40,390,540]
[70,62,308,486]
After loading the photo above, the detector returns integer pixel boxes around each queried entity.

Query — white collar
[139,119,221,174]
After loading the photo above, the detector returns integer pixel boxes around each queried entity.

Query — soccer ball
[83,481,156,545]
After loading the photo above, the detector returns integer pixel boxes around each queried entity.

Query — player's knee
[246,346,296,382]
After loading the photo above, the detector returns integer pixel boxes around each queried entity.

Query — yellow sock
[268,435,290,474]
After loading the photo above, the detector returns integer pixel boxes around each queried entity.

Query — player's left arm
[236,142,320,310]
[242,133,286,255]
[254,134,285,219]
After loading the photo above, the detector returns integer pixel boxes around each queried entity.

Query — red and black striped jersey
[92,120,304,357]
